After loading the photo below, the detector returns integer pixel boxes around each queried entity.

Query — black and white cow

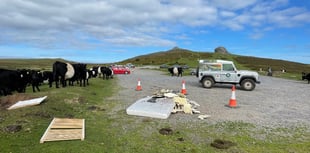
[101,66,113,79]
[91,66,113,79]
[91,66,100,78]
[168,66,183,77]
[52,61,75,88]
[302,72,310,84]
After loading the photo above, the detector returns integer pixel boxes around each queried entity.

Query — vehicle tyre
[202,77,214,88]
[241,79,255,91]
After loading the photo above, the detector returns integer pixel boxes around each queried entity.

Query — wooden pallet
[40,118,85,143]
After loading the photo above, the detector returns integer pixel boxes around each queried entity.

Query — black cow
[17,69,43,93]
[29,70,42,92]
[302,72,310,84]
[42,71,54,88]
[69,63,87,87]
[168,66,183,77]
[53,61,75,88]
[0,68,25,95]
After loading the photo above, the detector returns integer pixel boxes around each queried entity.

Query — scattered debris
[159,128,173,135]
[210,139,236,149]
[7,96,47,110]
[4,125,22,133]
[40,118,85,143]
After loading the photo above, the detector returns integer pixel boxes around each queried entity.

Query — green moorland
[0,49,310,153]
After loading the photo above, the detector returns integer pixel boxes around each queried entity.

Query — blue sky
[0,0,309,64]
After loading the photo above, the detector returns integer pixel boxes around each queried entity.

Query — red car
[111,65,131,74]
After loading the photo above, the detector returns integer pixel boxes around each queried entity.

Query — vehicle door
[220,63,237,82]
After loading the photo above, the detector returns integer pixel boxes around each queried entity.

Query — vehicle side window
[223,64,234,71]
[209,64,222,71]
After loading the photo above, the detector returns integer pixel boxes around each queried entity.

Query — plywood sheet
[40,118,85,143]
[126,96,175,119]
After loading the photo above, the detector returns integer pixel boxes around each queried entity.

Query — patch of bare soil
[3,125,22,133]
[0,94,35,109]
[87,105,106,111]
[22,112,52,118]
[159,127,173,135]
[210,139,236,149]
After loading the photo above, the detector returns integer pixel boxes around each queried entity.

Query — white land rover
[196,59,260,91]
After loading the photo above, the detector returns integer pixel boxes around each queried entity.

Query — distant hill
[120,47,310,74]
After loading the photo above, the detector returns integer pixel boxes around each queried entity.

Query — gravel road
[112,67,310,128]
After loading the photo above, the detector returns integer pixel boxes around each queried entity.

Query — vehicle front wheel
[202,77,214,88]
[241,79,255,91]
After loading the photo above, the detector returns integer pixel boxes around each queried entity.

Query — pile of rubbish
[152,89,200,114]
[126,89,210,119]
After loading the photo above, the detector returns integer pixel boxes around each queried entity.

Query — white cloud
[0,0,309,49]
[210,0,258,10]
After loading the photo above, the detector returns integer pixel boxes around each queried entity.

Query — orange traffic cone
[136,78,142,91]
[226,85,238,108]
[181,80,187,95]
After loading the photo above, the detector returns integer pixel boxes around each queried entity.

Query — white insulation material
[126,96,175,119]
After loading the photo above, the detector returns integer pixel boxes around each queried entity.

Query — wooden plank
[51,118,84,128]
[81,119,85,140]
[40,118,57,143]
[40,118,85,143]
[43,129,83,142]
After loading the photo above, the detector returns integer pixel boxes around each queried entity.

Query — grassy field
[1,77,310,153]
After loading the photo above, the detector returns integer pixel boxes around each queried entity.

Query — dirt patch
[23,112,51,118]
[64,96,87,104]
[159,127,173,135]
[87,105,105,111]
[0,94,35,109]
[210,139,236,149]
[64,114,74,118]
[3,125,22,133]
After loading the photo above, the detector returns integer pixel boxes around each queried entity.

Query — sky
[0,0,310,64]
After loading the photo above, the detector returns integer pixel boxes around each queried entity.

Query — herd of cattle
[0,61,113,96]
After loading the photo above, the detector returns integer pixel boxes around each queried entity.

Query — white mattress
[126,96,175,119]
